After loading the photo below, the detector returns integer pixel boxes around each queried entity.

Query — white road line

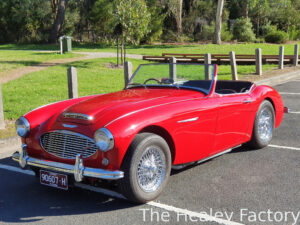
[269,144,300,151]
[0,163,243,225]
[148,201,243,225]
[289,111,300,114]
[0,164,35,175]
[279,92,300,95]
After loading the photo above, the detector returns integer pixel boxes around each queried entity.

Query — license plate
[40,170,68,190]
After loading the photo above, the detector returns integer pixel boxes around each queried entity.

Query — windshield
[126,63,216,95]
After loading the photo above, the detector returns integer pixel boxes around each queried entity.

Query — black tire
[248,100,275,149]
[119,133,171,203]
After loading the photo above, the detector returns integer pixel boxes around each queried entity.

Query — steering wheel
[143,78,161,84]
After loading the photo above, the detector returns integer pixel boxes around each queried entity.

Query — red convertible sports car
[13,63,285,203]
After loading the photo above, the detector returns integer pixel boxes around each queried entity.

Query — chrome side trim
[64,112,93,121]
[177,117,199,123]
[12,149,124,181]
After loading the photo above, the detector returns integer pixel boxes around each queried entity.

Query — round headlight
[15,117,30,137]
[94,128,114,152]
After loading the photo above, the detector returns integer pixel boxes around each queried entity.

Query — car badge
[62,124,77,128]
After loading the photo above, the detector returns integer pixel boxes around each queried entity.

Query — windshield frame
[125,63,217,95]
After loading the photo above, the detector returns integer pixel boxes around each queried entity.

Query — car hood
[59,88,203,126]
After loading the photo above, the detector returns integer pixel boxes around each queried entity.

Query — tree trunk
[121,36,124,66]
[176,0,183,39]
[49,0,69,43]
[245,2,249,18]
[214,0,225,44]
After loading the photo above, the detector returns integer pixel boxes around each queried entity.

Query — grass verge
[0,50,77,73]
[1,42,300,56]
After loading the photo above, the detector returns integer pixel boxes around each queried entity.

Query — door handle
[243,99,253,104]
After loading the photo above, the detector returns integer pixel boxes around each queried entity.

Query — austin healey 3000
[13,63,285,203]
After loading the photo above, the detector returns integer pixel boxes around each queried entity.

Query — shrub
[221,24,233,42]
[194,23,214,41]
[232,18,256,42]
[265,30,288,43]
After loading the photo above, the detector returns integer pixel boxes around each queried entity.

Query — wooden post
[204,53,212,80]
[279,46,284,69]
[230,51,238,80]
[294,44,299,67]
[169,57,177,82]
[124,61,133,87]
[255,48,262,75]
[67,67,78,99]
[59,36,63,55]
[0,84,5,129]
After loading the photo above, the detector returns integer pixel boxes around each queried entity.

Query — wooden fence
[143,45,300,66]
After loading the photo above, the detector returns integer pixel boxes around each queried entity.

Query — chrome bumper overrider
[12,144,124,182]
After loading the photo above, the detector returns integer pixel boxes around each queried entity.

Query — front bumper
[12,144,124,182]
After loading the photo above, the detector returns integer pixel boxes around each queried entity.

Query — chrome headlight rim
[15,116,30,138]
[94,128,114,152]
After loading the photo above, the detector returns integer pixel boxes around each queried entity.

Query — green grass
[2,58,144,119]
[1,42,300,56]
[0,50,77,73]
[2,57,277,120]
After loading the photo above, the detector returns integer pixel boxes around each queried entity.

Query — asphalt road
[0,79,299,225]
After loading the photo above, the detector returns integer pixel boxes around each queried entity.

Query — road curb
[255,69,300,86]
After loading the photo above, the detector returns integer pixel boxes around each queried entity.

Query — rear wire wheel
[119,133,171,203]
[248,100,275,149]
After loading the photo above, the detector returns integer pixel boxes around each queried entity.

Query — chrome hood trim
[63,112,93,121]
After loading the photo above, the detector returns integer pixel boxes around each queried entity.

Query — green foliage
[233,18,256,42]
[89,0,115,35]
[265,30,288,43]
[142,0,165,43]
[0,0,52,43]
[114,0,151,44]
[221,24,233,42]
[194,23,215,41]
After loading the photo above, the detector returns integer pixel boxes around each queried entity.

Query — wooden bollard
[279,46,284,69]
[230,51,238,80]
[294,44,299,67]
[67,66,78,99]
[0,84,4,129]
[255,48,262,75]
[169,57,177,82]
[124,61,133,87]
[205,53,212,80]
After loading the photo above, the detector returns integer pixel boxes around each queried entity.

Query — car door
[170,96,219,164]
[212,93,253,155]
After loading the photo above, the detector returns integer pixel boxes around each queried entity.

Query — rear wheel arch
[264,97,276,115]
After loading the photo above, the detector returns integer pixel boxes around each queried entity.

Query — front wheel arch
[139,125,175,163]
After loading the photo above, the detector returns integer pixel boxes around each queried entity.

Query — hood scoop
[63,112,93,121]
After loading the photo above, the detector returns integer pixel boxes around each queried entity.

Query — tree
[167,0,183,39]
[49,0,69,43]
[214,0,225,44]
[114,0,150,64]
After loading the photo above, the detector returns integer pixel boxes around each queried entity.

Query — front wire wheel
[119,133,171,203]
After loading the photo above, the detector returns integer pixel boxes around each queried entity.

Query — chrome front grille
[40,130,98,159]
